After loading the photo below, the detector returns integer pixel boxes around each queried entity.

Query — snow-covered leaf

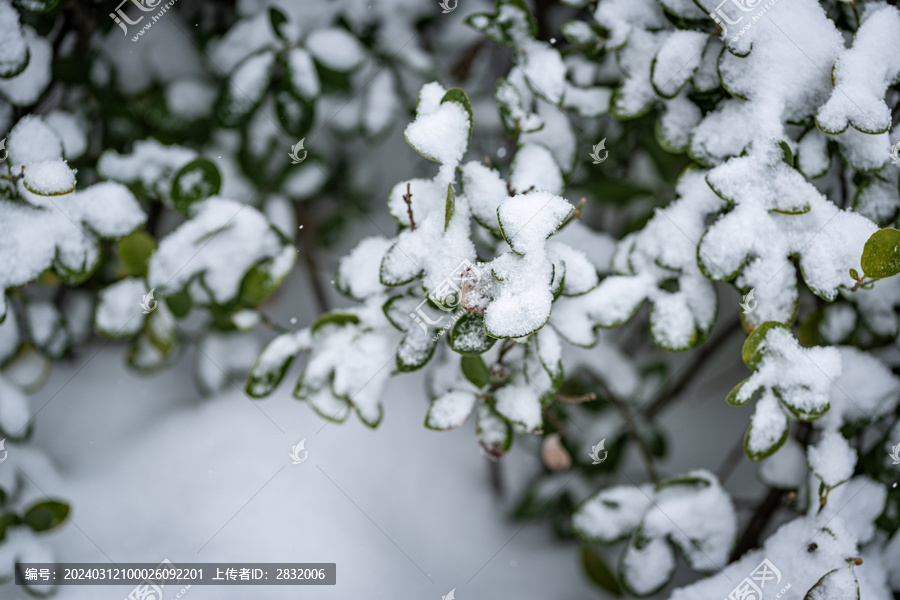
[425,390,477,430]
[170,158,222,214]
[245,329,310,398]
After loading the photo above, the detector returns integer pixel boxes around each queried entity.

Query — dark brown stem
[488,457,505,499]
[449,39,486,81]
[295,205,330,315]
[557,392,596,404]
[402,183,415,231]
[258,312,288,334]
[716,435,747,484]
[729,487,785,562]
[303,242,330,315]
[496,339,515,364]
[588,372,659,482]
[729,423,814,561]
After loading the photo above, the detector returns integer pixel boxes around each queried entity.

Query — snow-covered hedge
[2,0,900,596]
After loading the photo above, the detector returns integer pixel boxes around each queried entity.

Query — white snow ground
[11,345,598,600]
[3,242,607,599]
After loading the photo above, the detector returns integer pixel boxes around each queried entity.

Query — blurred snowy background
[2,0,900,598]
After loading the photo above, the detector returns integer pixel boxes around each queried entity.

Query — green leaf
[444,183,455,231]
[0,512,21,542]
[117,231,157,278]
[165,288,192,319]
[581,547,622,597]
[777,386,830,421]
[311,312,359,333]
[804,568,859,600]
[396,330,439,372]
[441,88,474,145]
[450,312,496,355]
[246,355,294,398]
[274,86,315,138]
[779,141,794,167]
[849,268,859,280]
[382,293,415,332]
[742,321,790,370]
[770,197,811,215]
[860,228,900,279]
[269,6,289,41]
[21,164,76,196]
[476,404,513,458]
[171,158,221,214]
[462,0,536,47]
[0,39,28,78]
[238,254,294,307]
[743,401,790,462]
[379,244,423,286]
[654,472,712,492]
[245,332,307,398]
[461,355,491,388]
[217,51,275,126]
[726,377,752,406]
[425,390,478,430]
[22,500,69,532]
[495,78,543,136]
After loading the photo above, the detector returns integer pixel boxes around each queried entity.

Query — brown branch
[729,487,785,562]
[402,183,415,231]
[587,372,659,482]
[449,39,487,81]
[295,205,330,315]
[557,392,596,404]
[487,457,505,498]
[729,423,814,561]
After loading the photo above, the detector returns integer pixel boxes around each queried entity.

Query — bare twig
[729,487,785,562]
[587,372,659,482]
[556,392,596,404]
[449,39,487,81]
[258,312,288,334]
[402,183,415,231]
[488,458,505,498]
[729,423,814,561]
[295,204,330,315]
[716,435,748,484]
